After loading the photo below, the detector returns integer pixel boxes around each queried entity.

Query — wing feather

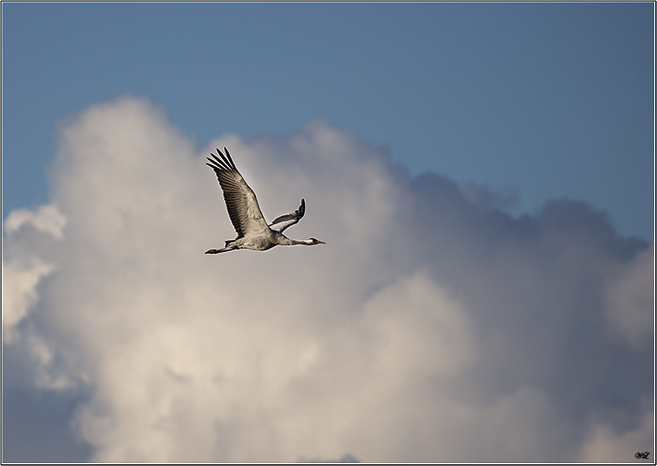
[269,199,306,233]
[206,148,269,238]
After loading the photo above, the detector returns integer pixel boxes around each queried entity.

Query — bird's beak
[317,240,326,244]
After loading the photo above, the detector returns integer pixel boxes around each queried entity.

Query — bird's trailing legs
[205,247,236,254]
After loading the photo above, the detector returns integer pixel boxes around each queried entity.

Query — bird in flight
[205,147,326,254]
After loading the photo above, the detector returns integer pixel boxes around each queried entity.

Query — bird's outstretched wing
[269,199,306,233]
[206,148,269,238]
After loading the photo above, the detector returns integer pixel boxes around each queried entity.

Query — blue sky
[2,2,654,240]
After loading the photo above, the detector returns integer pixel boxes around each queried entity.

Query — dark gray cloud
[299,453,360,463]
[3,386,92,462]
[410,173,653,425]
[3,95,653,462]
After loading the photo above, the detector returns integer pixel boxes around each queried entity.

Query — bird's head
[307,237,326,245]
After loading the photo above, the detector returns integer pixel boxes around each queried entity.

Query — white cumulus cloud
[3,95,653,463]
[2,256,54,344]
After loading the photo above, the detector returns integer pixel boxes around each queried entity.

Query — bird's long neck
[278,236,313,246]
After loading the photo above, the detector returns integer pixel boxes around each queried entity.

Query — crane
[205,147,325,254]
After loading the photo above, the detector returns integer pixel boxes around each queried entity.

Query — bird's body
[205,147,325,254]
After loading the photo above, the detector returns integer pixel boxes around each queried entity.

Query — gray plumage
[205,147,325,254]
[270,199,305,233]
